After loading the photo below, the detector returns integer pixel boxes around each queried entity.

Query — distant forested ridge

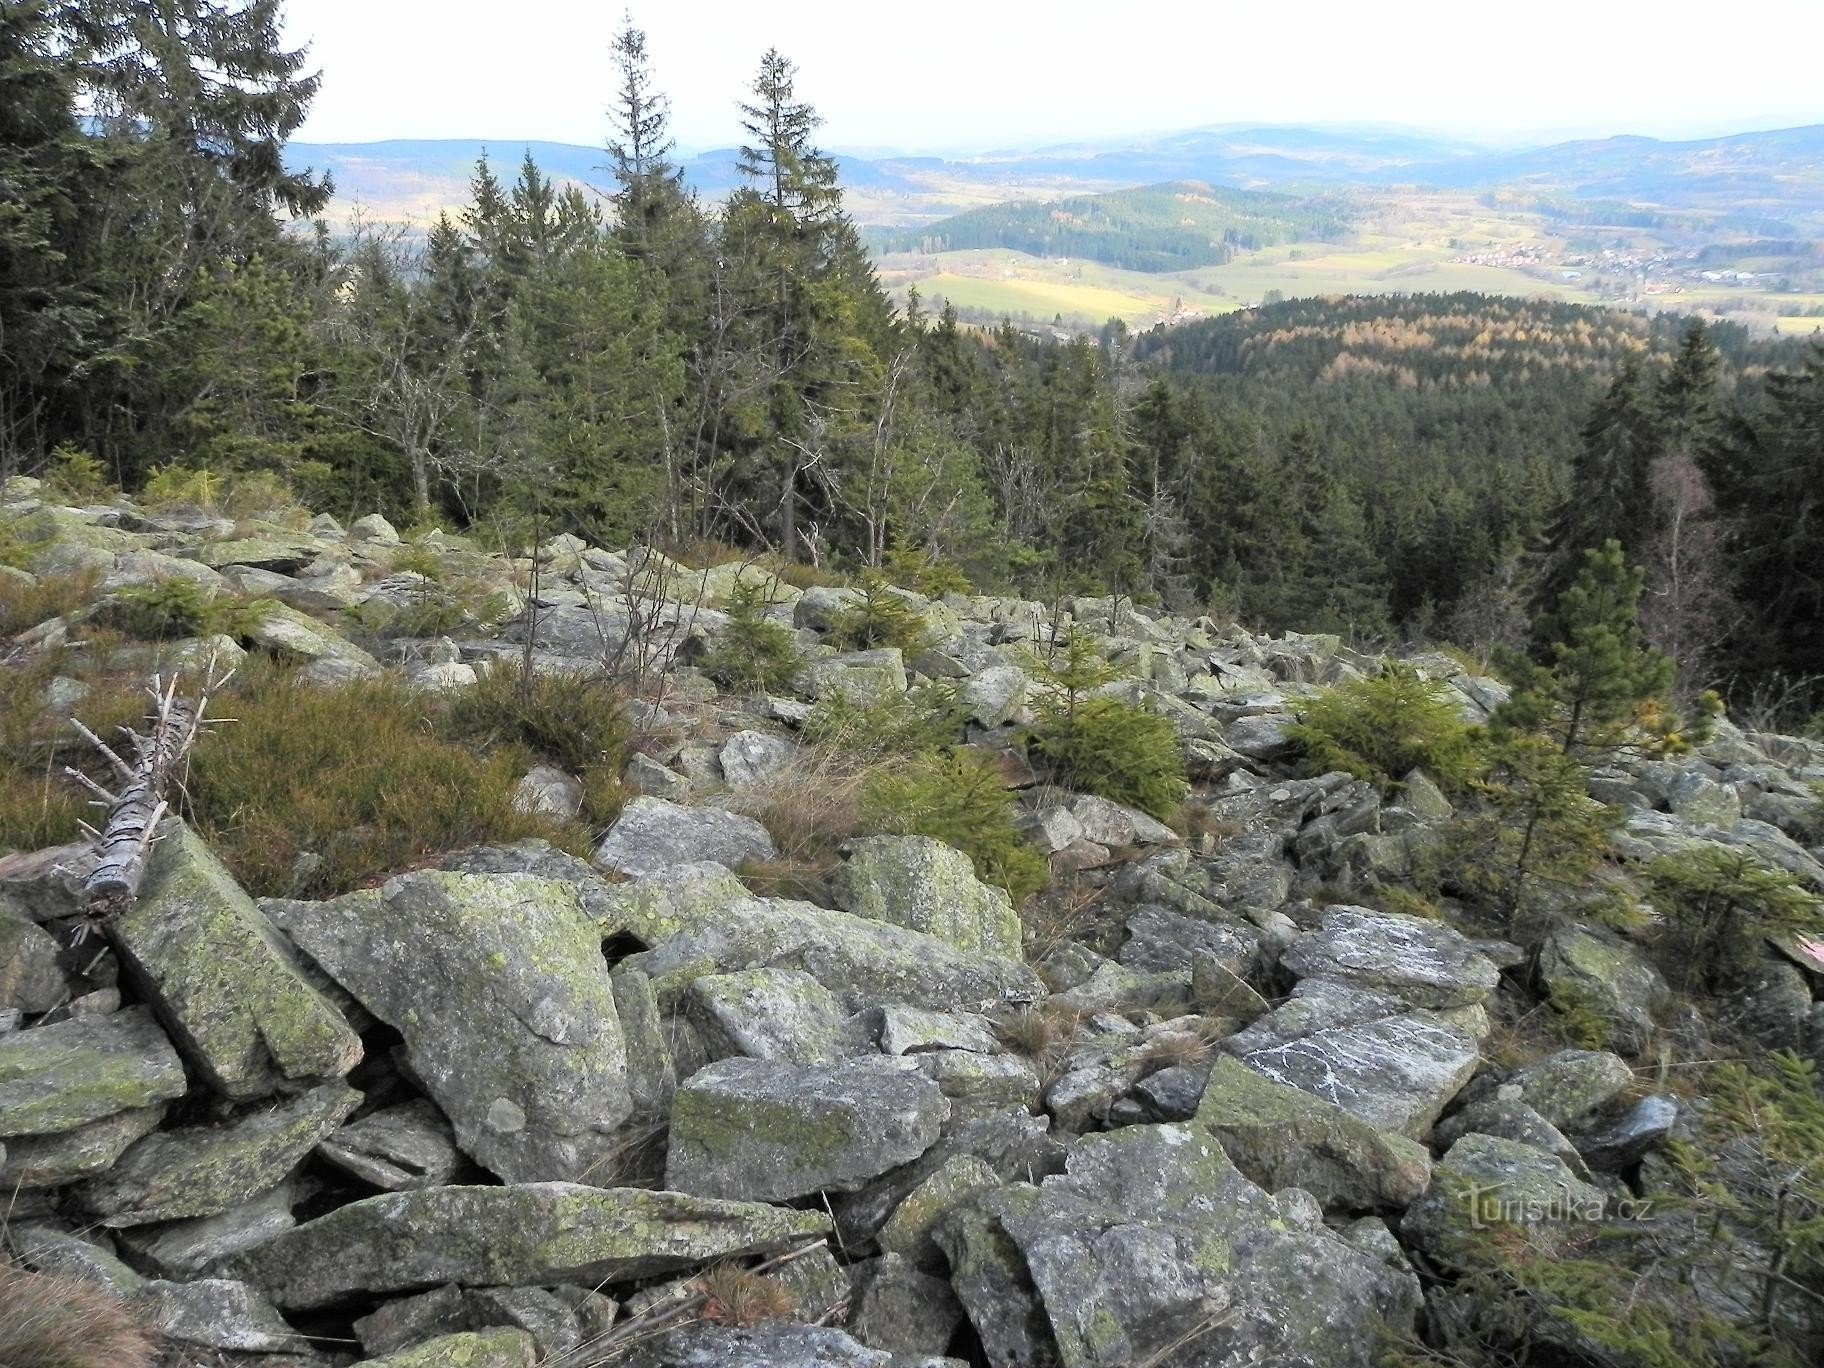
[5,4,1824,713]
[874,181,1350,271]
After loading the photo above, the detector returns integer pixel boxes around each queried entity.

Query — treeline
[6,5,1824,714]
[874,182,1349,272]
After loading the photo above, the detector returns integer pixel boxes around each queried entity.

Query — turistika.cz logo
[1460,1182,1653,1230]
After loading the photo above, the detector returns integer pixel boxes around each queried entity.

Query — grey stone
[1402,1133,1607,1263]
[0,1103,165,1188]
[132,1277,304,1353]
[0,1006,185,1136]
[513,765,583,818]
[1118,904,1258,977]
[625,752,692,800]
[1070,793,1178,848]
[1224,712,1297,760]
[718,730,794,789]
[361,1328,539,1367]
[667,1056,949,1201]
[876,1005,1002,1057]
[4,1222,143,1295]
[229,1183,833,1310]
[349,513,402,545]
[831,835,1023,958]
[1434,1096,1592,1182]
[940,1122,1421,1368]
[1507,1050,1635,1129]
[610,864,1043,1014]
[611,967,677,1116]
[880,1153,1000,1267]
[467,1285,590,1359]
[1232,1008,1481,1139]
[354,1283,472,1355]
[110,820,363,1099]
[914,1050,1042,1120]
[615,1323,955,1367]
[687,966,856,1064]
[1280,905,1501,1009]
[594,797,778,876]
[115,1180,300,1278]
[963,665,1028,727]
[1576,1093,1680,1172]
[1537,926,1668,1055]
[1195,1055,1433,1208]
[0,899,64,1014]
[317,1098,462,1191]
[849,1254,965,1356]
[275,870,632,1183]
[78,1079,359,1226]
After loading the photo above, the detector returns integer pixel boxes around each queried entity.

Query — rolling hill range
[290,123,1824,336]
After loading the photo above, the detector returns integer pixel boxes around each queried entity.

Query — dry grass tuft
[0,1260,159,1368]
[0,571,99,638]
[1136,1025,1221,1074]
[997,1001,1083,1059]
[731,744,882,880]
[696,1263,797,1328]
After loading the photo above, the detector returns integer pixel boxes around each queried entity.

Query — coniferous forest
[5,3,1824,712]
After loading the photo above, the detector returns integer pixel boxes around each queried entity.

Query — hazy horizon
[284,0,1824,156]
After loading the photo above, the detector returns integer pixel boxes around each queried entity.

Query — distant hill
[871,181,1350,272]
[290,122,1824,232]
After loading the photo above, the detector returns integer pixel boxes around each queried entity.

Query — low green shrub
[1640,847,1824,992]
[1025,694,1187,823]
[860,748,1049,903]
[1287,663,1480,792]
[826,571,931,653]
[701,578,801,695]
[802,682,969,758]
[97,579,272,641]
[442,660,632,780]
[188,664,579,896]
[43,445,113,504]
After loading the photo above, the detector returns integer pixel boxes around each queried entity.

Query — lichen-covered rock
[512,764,583,818]
[274,870,632,1183]
[1537,926,1668,1055]
[244,601,381,674]
[1280,906,1500,1009]
[111,820,362,1099]
[1505,1049,1635,1129]
[614,1323,955,1367]
[876,1005,1002,1057]
[610,864,1043,1014]
[4,1222,143,1295]
[593,798,778,876]
[0,898,64,1013]
[0,1102,165,1187]
[115,1179,300,1278]
[1118,905,1259,978]
[1401,1133,1607,1263]
[611,967,677,1116]
[879,1154,1000,1267]
[78,1079,359,1226]
[356,1328,538,1368]
[1230,1008,1480,1139]
[963,665,1028,727]
[667,1056,949,1201]
[914,1050,1042,1121]
[687,967,858,1064]
[1069,793,1178,848]
[1433,1094,1592,1182]
[718,730,794,789]
[804,649,909,704]
[1194,1056,1432,1209]
[848,1254,967,1356]
[939,1123,1421,1368]
[831,836,1023,959]
[132,1278,303,1353]
[227,1183,832,1309]
[0,1006,186,1136]
[317,1097,462,1191]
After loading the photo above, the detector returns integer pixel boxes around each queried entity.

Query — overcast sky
[286,0,1824,153]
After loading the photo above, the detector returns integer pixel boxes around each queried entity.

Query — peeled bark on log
[68,676,214,915]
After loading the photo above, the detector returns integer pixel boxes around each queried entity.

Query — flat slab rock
[936,1123,1420,1368]
[110,821,362,1100]
[667,1056,950,1202]
[273,870,632,1183]
[1280,905,1500,1009]
[0,1006,186,1137]
[1229,1008,1481,1140]
[226,1182,832,1309]
[615,1323,960,1367]
[611,863,1043,1014]
[593,797,777,876]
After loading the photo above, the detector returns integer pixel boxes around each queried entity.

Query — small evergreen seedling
[701,578,801,695]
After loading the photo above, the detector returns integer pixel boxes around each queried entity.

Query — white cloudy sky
[286,0,1824,152]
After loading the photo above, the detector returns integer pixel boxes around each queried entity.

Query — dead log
[65,667,227,916]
